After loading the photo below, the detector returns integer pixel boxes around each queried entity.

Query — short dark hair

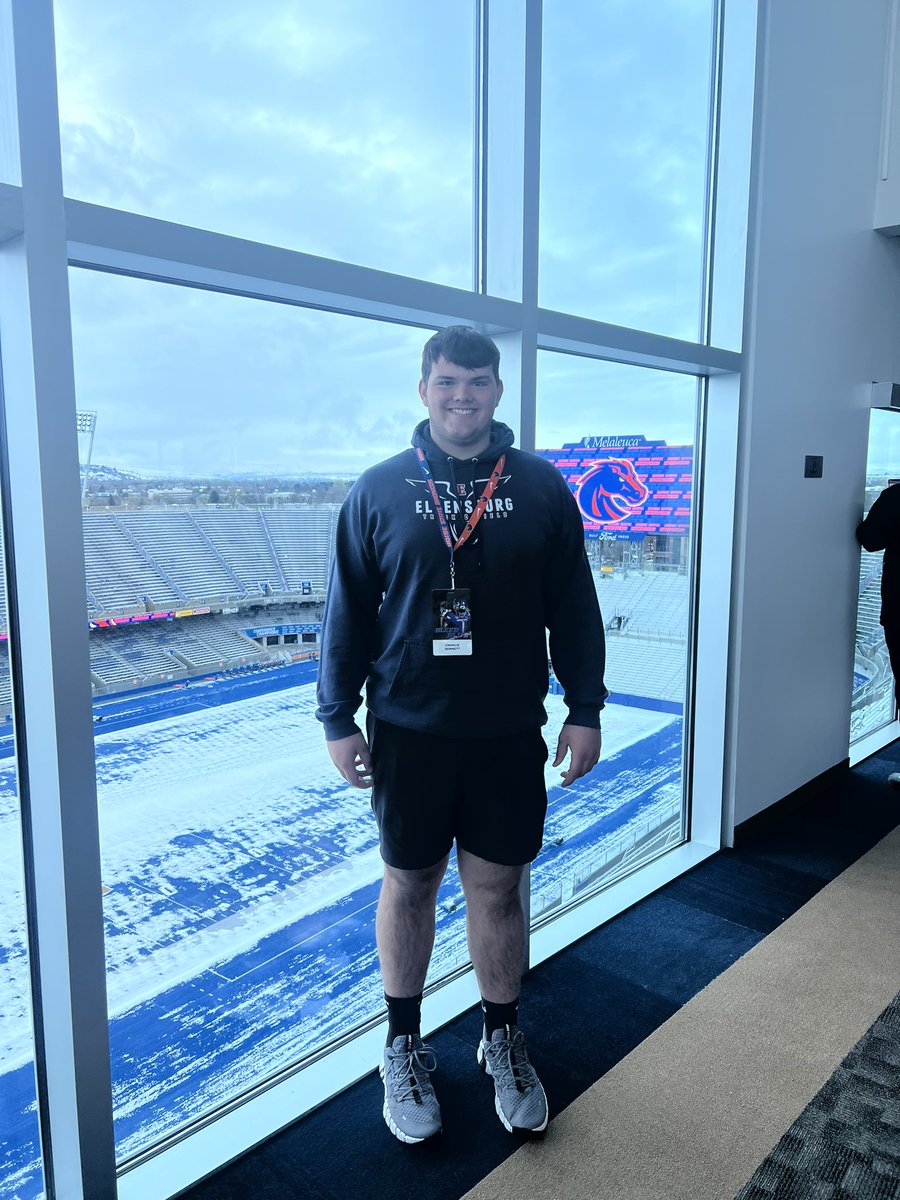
[421,326,501,384]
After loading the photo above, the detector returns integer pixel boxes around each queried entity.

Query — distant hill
[81,464,356,487]
[81,464,147,484]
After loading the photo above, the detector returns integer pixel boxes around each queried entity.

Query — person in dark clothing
[856,480,900,784]
[316,326,607,1144]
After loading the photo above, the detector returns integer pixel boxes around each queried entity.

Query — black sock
[385,992,423,1046]
[482,997,519,1037]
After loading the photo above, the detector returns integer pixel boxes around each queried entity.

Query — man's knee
[458,852,524,910]
[382,858,447,905]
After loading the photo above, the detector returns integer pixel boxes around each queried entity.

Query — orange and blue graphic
[539,436,693,540]
[575,457,650,524]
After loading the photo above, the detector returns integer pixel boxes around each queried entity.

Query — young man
[316,326,607,1143]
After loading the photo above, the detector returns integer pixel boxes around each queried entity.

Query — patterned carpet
[736,992,900,1199]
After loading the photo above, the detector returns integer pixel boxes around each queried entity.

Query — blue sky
[55,0,715,477]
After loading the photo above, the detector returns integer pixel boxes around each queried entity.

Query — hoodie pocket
[387,638,473,702]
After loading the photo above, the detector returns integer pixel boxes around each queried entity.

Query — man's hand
[552,724,601,788]
[327,732,374,789]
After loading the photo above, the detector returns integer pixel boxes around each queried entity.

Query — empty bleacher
[87,614,269,687]
[190,510,286,594]
[857,551,883,648]
[83,513,182,614]
[595,569,689,640]
[115,511,239,602]
[0,507,339,700]
[265,508,338,592]
[80,507,340,614]
[604,637,687,704]
[592,568,689,705]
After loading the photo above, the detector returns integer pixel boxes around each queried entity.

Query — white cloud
[53,0,474,285]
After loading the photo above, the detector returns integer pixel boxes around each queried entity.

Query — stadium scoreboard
[539,435,693,540]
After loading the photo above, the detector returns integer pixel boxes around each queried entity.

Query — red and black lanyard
[414,447,506,588]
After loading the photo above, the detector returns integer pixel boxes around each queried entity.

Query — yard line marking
[212,897,381,984]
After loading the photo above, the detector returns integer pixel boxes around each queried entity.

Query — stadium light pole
[76,410,96,506]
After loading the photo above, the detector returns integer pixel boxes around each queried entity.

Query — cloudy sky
[53,0,716,478]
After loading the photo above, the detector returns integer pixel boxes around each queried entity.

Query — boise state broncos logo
[575,457,650,524]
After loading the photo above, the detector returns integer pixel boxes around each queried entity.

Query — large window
[54,1,477,287]
[69,270,479,1160]
[0,0,750,1194]
[540,0,717,339]
[532,354,696,918]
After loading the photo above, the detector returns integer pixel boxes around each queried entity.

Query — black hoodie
[857,481,900,625]
[315,419,607,740]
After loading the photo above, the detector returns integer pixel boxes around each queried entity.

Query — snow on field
[0,687,679,1073]
[0,678,683,1192]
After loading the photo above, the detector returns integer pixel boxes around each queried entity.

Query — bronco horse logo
[574,458,650,524]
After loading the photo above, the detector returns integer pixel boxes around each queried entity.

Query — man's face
[418,356,503,456]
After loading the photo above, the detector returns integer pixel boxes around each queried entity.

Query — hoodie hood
[411,418,515,463]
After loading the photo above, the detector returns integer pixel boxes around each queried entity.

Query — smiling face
[418,356,503,458]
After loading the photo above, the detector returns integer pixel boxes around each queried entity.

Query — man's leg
[456,848,524,1003]
[881,622,900,787]
[376,856,449,1000]
[457,848,548,1134]
[376,856,448,1144]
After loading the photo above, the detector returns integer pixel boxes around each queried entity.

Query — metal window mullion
[482,0,527,304]
[700,0,726,346]
[2,2,117,1197]
[473,0,488,293]
[706,0,759,352]
[517,0,542,453]
[481,0,540,449]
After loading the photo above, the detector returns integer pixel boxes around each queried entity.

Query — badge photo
[432,589,473,656]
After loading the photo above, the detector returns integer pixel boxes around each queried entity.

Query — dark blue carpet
[181,750,900,1200]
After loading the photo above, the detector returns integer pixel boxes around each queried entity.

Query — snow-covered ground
[0,677,683,1198]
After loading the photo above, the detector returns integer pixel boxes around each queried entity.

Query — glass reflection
[533,352,694,917]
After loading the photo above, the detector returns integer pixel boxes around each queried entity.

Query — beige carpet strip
[463,825,900,1200]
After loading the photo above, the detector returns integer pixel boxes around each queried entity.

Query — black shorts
[883,620,900,690]
[366,715,549,870]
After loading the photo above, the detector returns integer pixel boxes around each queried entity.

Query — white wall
[728,0,900,827]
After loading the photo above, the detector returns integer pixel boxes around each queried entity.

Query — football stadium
[0,438,698,1197]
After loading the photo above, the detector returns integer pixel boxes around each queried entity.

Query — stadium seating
[264,508,338,592]
[83,512,182,614]
[605,636,687,704]
[115,511,241,601]
[0,508,339,695]
[595,569,689,640]
[80,507,340,617]
[192,510,286,592]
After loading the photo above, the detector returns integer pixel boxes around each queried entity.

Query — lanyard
[414,447,506,586]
